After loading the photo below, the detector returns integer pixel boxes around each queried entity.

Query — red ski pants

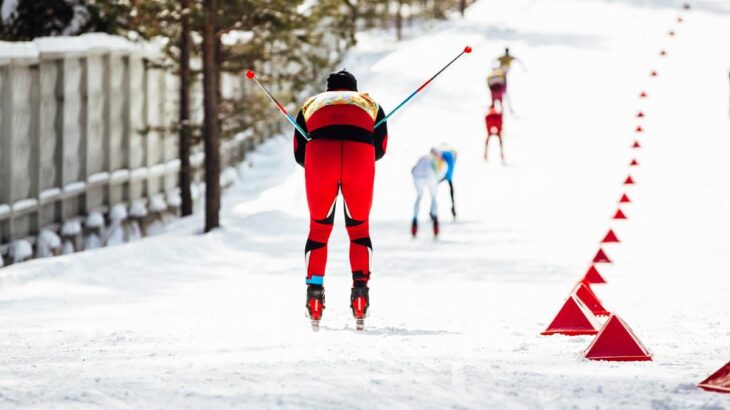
[304,139,374,286]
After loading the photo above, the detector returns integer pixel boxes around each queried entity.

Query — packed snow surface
[1,0,730,409]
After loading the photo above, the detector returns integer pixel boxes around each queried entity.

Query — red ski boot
[411,218,418,238]
[306,285,325,331]
[350,286,369,331]
[431,214,440,238]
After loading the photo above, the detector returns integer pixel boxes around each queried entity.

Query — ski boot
[431,214,440,238]
[306,285,325,332]
[350,286,369,331]
[451,205,457,220]
[411,218,418,238]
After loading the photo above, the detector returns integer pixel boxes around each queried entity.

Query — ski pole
[245,70,310,140]
[374,45,472,129]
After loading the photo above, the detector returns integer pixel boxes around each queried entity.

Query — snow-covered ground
[2,0,730,408]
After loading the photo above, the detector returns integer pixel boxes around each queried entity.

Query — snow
[61,220,81,236]
[1,0,18,22]
[149,196,168,213]
[0,204,11,217]
[129,200,148,218]
[88,172,110,185]
[35,230,61,258]
[1,0,730,408]
[86,211,105,228]
[11,240,32,263]
[83,233,103,250]
[166,192,182,208]
[39,188,62,201]
[109,204,128,222]
[63,181,86,194]
[11,198,37,213]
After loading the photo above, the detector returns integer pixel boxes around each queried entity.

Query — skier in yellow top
[492,48,525,112]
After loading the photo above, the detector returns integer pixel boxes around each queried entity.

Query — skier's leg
[428,177,440,236]
[341,141,376,288]
[448,179,456,218]
[499,133,505,162]
[304,140,341,286]
[413,178,425,219]
[428,177,439,220]
[485,134,492,160]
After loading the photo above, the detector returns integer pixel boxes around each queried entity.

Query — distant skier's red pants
[304,139,374,286]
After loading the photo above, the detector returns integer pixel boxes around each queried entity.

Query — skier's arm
[515,58,527,72]
[374,106,388,161]
[293,110,308,167]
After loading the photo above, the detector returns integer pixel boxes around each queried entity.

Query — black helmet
[326,69,357,91]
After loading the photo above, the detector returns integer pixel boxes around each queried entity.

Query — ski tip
[356,319,365,331]
[245,70,255,79]
[464,46,473,54]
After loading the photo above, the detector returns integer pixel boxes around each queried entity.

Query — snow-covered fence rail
[0,34,265,265]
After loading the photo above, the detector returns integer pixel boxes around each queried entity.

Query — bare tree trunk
[214,30,223,137]
[395,0,403,41]
[202,0,220,232]
[179,0,193,217]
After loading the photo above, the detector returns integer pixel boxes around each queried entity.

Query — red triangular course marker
[630,159,639,166]
[541,296,599,336]
[632,141,641,148]
[585,314,652,361]
[602,229,620,243]
[613,209,628,220]
[624,175,635,185]
[573,282,610,316]
[650,70,658,77]
[669,30,676,36]
[619,194,631,203]
[677,17,684,23]
[699,361,730,393]
[583,265,607,284]
[636,111,645,118]
[593,248,612,263]
[660,50,667,56]
[635,125,644,133]
[640,91,648,98]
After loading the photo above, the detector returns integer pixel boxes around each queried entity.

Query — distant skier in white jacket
[411,149,445,238]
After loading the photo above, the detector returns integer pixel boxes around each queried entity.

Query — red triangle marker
[573,282,610,316]
[650,70,658,77]
[593,248,612,263]
[630,159,639,166]
[669,30,676,36]
[636,111,645,118]
[619,194,631,203]
[584,314,652,361]
[541,296,599,336]
[677,16,684,23]
[632,141,641,148]
[640,91,648,98]
[624,175,635,185]
[601,229,620,243]
[635,125,644,133]
[583,265,607,284]
[613,209,628,220]
[699,361,730,393]
[660,50,667,56]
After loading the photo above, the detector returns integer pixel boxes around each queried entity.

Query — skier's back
[293,70,388,331]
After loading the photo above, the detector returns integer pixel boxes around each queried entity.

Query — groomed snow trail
[2,1,730,408]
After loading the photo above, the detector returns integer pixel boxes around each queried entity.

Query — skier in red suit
[293,70,388,330]
[484,105,504,162]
